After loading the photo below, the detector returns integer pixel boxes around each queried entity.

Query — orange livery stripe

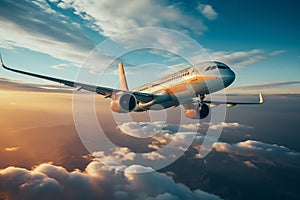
[165,75,218,94]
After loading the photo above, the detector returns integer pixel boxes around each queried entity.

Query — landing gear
[199,94,205,102]
[183,94,210,119]
[198,94,209,119]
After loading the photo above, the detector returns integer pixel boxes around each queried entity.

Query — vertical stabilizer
[119,62,129,91]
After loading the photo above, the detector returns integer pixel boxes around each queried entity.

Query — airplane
[0,54,263,119]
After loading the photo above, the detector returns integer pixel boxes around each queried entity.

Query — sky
[0,0,299,93]
[0,1,300,200]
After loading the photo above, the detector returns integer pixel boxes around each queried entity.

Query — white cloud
[113,147,136,161]
[211,49,286,68]
[118,121,168,138]
[269,50,286,56]
[0,161,221,200]
[142,152,166,161]
[213,140,300,167]
[118,121,253,159]
[197,4,218,20]
[111,28,192,54]
[57,0,207,37]
[209,122,252,130]
[124,165,154,174]
[123,164,222,200]
[0,0,213,71]
[0,0,94,65]
[91,147,136,169]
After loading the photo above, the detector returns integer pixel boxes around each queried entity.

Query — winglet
[119,62,129,91]
[0,53,11,71]
[259,93,264,104]
[0,53,3,66]
[0,53,8,70]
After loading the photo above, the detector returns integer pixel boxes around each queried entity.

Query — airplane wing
[203,93,264,106]
[0,54,155,103]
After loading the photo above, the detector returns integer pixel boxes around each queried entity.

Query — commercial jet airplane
[0,54,263,119]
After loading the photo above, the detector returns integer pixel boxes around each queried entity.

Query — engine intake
[110,92,137,113]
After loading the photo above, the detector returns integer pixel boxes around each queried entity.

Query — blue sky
[0,0,299,93]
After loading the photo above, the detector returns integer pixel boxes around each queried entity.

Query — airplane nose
[223,69,235,87]
[229,69,235,84]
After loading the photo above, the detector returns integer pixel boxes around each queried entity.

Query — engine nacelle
[183,102,210,119]
[110,92,137,113]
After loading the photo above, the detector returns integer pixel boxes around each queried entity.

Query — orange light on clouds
[4,147,20,152]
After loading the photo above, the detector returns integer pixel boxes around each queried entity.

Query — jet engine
[183,101,210,119]
[110,92,137,113]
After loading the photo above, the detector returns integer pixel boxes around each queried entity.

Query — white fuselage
[133,61,235,111]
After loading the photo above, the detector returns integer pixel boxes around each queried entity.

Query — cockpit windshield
[205,62,229,71]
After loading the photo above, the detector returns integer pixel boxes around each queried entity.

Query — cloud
[213,140,300,167]
[211,49,286,68]
[118,121,253,156]
[91,147,135,170]
[243,161,257,169]
[110,28,195,54]
[0,78,71,93]
[118,121,198,152]
[0,165,63,200]
[56,0,208,37]
[231,81,300,90]
[118,121,169,138]
[4,147,20,152]
[93,121,238,170]
[51,63,70,70]
[0,161,221,200]
[197,4,218,20]
[118,121,299,169]
[142,152,166,161]
[209,122,252,130]
[0,0,94,64]
[0,0,213,71]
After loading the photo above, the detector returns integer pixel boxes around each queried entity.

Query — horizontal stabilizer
[203,93,264,105]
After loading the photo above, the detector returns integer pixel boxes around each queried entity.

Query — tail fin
[119,62,129,91]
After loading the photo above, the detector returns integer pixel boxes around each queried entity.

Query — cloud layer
[54,0,212,36]
[0,161,221,200]
[0,78,71,93]
[232,81,300,90]
[213,140,300,168]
